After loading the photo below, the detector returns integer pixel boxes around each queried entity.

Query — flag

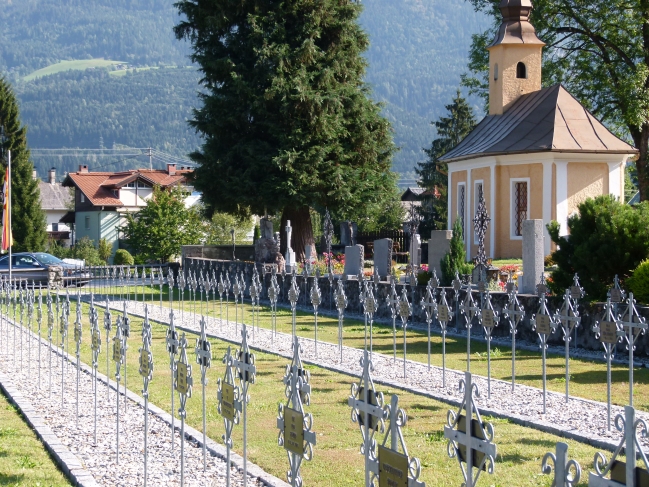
[1,167,11,251]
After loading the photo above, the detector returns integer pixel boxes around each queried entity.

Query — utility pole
[148,147,152,170]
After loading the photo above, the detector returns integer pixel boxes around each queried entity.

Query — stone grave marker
[344,245,365,277]
[374,238,393,279]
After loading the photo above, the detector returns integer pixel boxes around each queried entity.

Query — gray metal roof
[39,180,73,210]
[440,84,637,163]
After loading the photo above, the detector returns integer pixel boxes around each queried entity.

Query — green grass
[0,390,71,486]
[491,259,523,267]
[39,300,617,486]
[23,59,126,82]
[75,284,649,412]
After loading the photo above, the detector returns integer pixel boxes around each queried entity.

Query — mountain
[2,0,488,178]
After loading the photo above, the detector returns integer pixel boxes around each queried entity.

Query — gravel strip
[94,297,649,453]
[0,316,286,487]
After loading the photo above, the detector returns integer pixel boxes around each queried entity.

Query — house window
[85,216,90,230]
[80,193,85,203]
[457,183,466,238]
[136,181,150,189]
[124,182,136,188]
[474,181,483,244]
[51,223,58,232]
[516,62,527,79]
[511,179,529,238]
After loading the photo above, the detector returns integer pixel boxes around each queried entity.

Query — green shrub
[113,249,134,266]
[47,239,71,259]
[627,260,649,304]
[547,195,649,300]
[440,218,473,285]
[71,237,104,266]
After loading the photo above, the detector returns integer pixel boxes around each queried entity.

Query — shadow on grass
[517,437,557,449]
[0,473,24,485]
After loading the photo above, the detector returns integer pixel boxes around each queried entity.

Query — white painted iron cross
[617,293,647,407]
[503,288,525,392]
[477,290,499,399]
[542,442,581,487]
[592,299,621,431]
[218,345,242,487]
[421,283,437,371]
[234,324,256,487]
[531,285,558,414]
[277,336,316,487]
[435,290,454,388]
[459,288,480,372]
[558,287,580,403]
[398,287,412,379]
[444,372,497,487]
[195,315,212,472]
[175,333,193,487]
[387,278,400,363]
[166,310,179,451]
[335,279,348,362]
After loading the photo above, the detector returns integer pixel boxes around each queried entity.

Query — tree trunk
[280,205,314,264]
[634,124,649,201]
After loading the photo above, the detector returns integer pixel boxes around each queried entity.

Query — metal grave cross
[335,279,348,362]
[420,283,437,370]
[477,291,499,398]
[558,287,581,403]
[378,393,425,487]
[592,298,621,430]
[47,290,55,396]
[234,324,257,487]
[104,299,112,400]
[436,290,454,388]
[112,321,125,463]
[608,275,626,305]
[37,289,43,389]
[288,270,300,336]
[217,345,242,487]
[311,276,322,357]
[617,292,647,407]
[166,310,179,450]
[569,273,585,306]
[459,288,480,372]
[503,289,525,392]
[348,349,387,487]
[542,442,581,487]
[74,292,83,425]
[387,278,400,363]
[472,190,490,268]
[195,315,212,471]
[588,405,649,487]
[269,271,280,341]
[139,305,154,487]
[364,281,378,356]
[250,267,260,335]
[324,209,334,275]
[531,286,559,414]
[175,333,193,487]
[118,302,131,410]
[358,270,365,316]
[59,295,69,410]
[445,372,497,487]
[90,294,101,446]
[277,336,316,487]
[398,287,412,379]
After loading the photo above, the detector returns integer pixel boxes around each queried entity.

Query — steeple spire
[490,0,545,47]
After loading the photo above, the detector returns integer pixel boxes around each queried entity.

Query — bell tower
[487,0,545,115]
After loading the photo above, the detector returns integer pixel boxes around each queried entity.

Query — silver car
[0,252,91,287]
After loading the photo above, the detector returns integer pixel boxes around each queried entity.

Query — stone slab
[428,230,452,276]
[522,219,544,294]
[343,245,364,276]
[373,239,393,278]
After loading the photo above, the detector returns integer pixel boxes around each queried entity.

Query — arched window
[494,63,499,81]
[516,62,527,79]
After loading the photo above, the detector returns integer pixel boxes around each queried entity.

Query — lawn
[31,298,618,487]
[23,59,126,82]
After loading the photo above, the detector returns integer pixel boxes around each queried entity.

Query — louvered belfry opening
[514,181,528,236]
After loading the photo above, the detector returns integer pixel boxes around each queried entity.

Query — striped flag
[1,167,11,251]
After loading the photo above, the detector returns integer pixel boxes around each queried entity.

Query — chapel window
[514,181,528,236]
[516,62,527,79]
[457,184,466,238]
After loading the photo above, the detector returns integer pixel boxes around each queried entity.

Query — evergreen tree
[440,218,473,285]
[0,78,46,252]
[174,0,397,260]
[416,90,476,234]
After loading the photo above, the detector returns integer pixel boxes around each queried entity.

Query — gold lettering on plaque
[220,382,235,422]
[283,407,304,455]
[535,314,551,335]
[482,309,494,328]
[600,321,618,344]
[176,362,188,395]
[438,305,449,322]
[378,445,408,487]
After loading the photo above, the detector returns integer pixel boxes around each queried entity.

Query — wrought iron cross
[472,190,490,268]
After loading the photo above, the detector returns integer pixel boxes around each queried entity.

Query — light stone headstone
[343,245,364,277]
[373,238,393,279]
[409,233,421,268]
[304,244,316,265]
[260,217,274,239]
[429,230,452,276]
[285,220,296,272]
[522,219,544,294]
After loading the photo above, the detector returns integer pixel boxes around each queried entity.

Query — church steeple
[487,0,545,115]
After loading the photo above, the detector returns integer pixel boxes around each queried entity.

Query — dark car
[0,252,91,287]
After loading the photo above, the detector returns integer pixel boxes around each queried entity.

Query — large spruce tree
[416,90,475,233]
[174,0,397,260]
[0,79,46,252]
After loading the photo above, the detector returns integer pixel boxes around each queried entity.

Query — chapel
[440,0,637,259]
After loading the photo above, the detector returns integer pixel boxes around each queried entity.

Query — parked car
[0,252,91,287]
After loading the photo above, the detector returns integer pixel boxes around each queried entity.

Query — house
[440,0,637,259]
[62,164,193,261]
[38,168,73,245]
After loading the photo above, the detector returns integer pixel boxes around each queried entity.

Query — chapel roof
[440,84,637,163]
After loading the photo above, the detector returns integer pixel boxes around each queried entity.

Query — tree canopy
[0,78,47,252]
[463,0,649,199]
[416,89,476,234]
[174,0,399,259]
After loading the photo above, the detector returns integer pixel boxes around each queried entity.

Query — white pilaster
[542,161,553,255]
[447,170,453,231]
[466,169,472,261]
[608,161,623,202]
[555,161,568,236]
[489,162,495,259]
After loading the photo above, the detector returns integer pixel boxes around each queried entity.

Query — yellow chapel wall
[489,45,543,115]
[450,170,467,230]
[469,166,492,259]
[495,163,544,259]
[566,163,608,216]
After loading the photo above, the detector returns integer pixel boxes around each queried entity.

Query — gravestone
[344,245,364,277]
[409,233,421,268]
[285,220,296,273]
[428,230,452,276]
[304,244,316,264]
[522,220,544,295]
[340,221,357,246]
[373,239,393,279]
[255,217,285,269]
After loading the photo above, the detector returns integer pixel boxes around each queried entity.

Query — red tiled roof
[62,169,192,207]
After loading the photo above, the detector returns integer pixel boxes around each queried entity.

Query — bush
[113,249,134,265]
[627,260,649,304]
[47,239,71,260]
[547,195,649,300]
[71,237,104,266]
[440,218,473,285]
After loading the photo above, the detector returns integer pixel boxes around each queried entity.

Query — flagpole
[7,149,10,289]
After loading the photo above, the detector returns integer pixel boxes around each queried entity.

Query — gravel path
[0,314,266,487]
[96,297,649,452]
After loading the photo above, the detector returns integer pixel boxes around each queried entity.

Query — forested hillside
[2,0,487,178]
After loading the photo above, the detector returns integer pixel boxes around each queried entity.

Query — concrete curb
[0,370,99,487]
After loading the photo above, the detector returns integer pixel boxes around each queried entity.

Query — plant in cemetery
[113,249,134,266]
[547,195,649,300]
[97,238,112,264]
[122,185,204,263]
[627,260,649,305]
[440,218,473,285]
[174,0,398,261]
[462,0,649,201]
